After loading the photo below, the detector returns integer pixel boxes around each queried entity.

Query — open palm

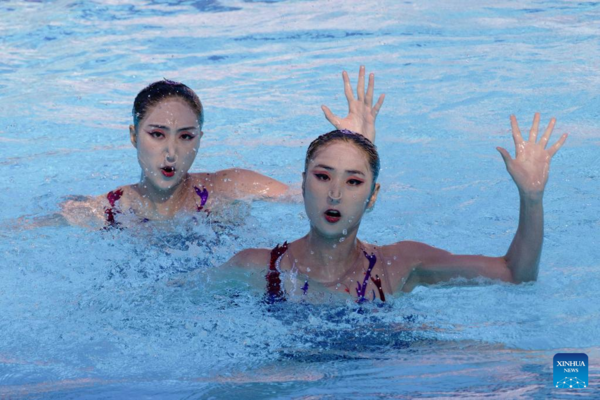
[497,113,568,197]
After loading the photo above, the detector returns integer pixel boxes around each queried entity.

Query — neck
[299,225,363,283]
[135,174,191,217]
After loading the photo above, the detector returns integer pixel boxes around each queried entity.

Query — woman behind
[58,80,285,229]
[223,111,568,302]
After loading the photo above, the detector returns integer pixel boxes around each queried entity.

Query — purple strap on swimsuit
[194,186,209,212]
[356,251,377,303]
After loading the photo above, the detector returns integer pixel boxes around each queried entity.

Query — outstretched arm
[212,168,292,200]
[321,65,385,142]
[395,113,567,290]
[496,113,567,282]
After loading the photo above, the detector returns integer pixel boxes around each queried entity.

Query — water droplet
[306,267,311,272]
[339,237,345,243]
[342,229,347,235]
[332,244,337,248]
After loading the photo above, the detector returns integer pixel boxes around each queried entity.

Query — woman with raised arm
[224,97,567,301]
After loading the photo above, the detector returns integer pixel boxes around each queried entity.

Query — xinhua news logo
[553,353,588,389]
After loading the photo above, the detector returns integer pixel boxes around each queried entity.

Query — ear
[129,125,137,148]
[366,183,380,211]
[301,172,306,198]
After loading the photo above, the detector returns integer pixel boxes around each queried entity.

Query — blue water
[1,0,599,398]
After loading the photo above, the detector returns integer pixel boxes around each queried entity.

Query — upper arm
[397,241,514,288]
[59,195,107,228]
[213,168,289,200]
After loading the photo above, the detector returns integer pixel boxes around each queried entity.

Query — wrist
[519,189,544,204]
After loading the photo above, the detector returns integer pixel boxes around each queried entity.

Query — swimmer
[43,70,380,229]
[55,80,286,228]
[224,110,568,302]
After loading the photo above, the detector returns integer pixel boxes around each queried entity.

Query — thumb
[321,105,339,127]
[496,147,512,167]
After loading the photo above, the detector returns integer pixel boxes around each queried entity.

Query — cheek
[137,137,160,157]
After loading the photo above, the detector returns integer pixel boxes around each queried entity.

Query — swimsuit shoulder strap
[104,188,124,226]
[265,242,288,302]
[369,246,387,302]
[193,186,209,212]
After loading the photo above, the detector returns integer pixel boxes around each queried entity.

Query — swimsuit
[104,186,209,227]
[265,242,389,303]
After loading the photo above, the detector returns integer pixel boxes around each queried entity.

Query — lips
[161,166,176,177]
[324,209,341,223]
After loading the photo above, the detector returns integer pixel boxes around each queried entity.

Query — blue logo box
[553,353,588,389]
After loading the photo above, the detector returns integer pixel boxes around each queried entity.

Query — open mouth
[324,209,341,223]
[161,166,176,177]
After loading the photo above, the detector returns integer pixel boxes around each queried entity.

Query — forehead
[308,141,372,173]
[141,97,199,127]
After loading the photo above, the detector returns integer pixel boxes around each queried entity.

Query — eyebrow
[147,124,198,132]
[313,164,365,176]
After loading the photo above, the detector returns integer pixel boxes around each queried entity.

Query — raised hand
[321,65,385,143]
[497,113,568,198]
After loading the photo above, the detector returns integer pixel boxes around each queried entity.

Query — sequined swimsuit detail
[265,242,388,303]
[104,186,209,227]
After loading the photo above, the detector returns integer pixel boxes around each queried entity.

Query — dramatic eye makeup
[147,130,165,138]
[313,171,330,181]
[180,132,197,140]
[347,178,364,186]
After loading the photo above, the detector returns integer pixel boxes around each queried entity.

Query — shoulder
[379,240,436,266]
[375,240,443,292]
[188,172,214,187]
[223,248,272,269]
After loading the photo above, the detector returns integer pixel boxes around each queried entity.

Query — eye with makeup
[347,178,364,186]
[313,172,330,181]
[147,130,165,139]
[180,132,197,141]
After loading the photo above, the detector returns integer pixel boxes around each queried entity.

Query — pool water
[1,0,599,398]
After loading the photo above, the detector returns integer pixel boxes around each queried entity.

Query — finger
[539,117,556,148]
[365,72,375,106]
[510,115,524,153]
[357,65,365,101]
[528,112,540,143]
[321,105,340,127]
[372,93,385,117]
[548,133,568,157]
[342,71,354,103]
[496,147,512,168]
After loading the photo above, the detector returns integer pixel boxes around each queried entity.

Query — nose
[165,138,176,162]
[328,182,342,203]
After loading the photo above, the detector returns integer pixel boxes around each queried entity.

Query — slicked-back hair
[132,79,203,129]
[305,129,380,184]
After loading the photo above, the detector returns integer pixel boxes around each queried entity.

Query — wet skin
[303,141,378,240]
[131,97,202,197]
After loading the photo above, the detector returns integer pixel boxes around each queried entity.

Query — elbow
[511,273,538,284]
[503,257,539,284]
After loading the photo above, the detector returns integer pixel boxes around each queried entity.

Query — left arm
[398,113,567,289]
[497,113,567,282]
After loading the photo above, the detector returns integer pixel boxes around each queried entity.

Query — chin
[148,177,183,192]
[312,224,349,240]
